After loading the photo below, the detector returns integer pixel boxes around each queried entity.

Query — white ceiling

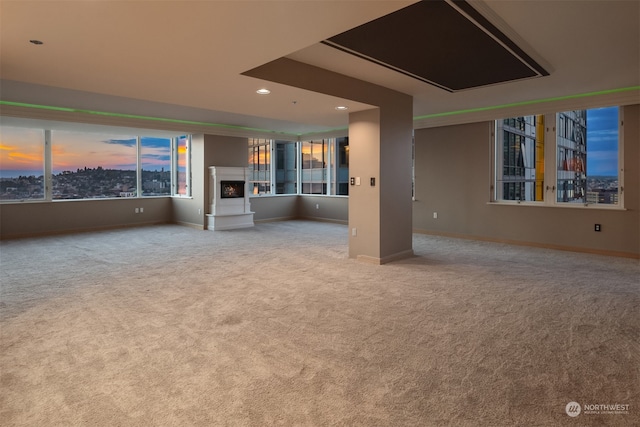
[1,0,638,136]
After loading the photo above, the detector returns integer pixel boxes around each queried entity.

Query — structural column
[244,58,414,263]
[348,102,413,263]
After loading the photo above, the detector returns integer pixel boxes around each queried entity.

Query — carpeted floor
[0,221,638,426]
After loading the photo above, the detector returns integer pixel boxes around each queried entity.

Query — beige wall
[251,195,298,222]
[250,195,348,224]
[412,104,640,257]
[0,197,171,238]
[299,195,348,224]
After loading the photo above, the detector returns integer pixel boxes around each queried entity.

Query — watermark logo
[565,401,630,417]
[566,402,581,417]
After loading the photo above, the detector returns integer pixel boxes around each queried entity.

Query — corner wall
[250,195,348,224]
[299,195,348,224]
[412,104,639,257]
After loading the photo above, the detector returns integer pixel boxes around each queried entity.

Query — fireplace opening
[220,181,245,198]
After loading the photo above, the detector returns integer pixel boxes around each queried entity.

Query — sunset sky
[0,128,171,177]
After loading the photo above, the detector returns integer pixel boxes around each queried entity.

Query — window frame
[0,123,186,203]
[172,135,191,198]
[248,137,349,198]
[0,127,46,202]
[140,136,172,198]
[491,106,624,209]
[248,138,272,195]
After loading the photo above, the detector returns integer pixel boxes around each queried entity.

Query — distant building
[495,115,545,201]
[496,110,587,203]
[556,110,587,203]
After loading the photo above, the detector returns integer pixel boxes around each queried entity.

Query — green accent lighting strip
[2,85,638,136]
[413,86,640,120]
[0,100,297,137]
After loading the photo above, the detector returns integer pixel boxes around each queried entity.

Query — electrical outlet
[352,228,357,236]
[594,224,601,232]
[315,204,319,209]
[134,208,139,213]
[433,212,438,219]
[139,207,144,213]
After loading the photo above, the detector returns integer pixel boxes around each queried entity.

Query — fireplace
[207,167,254,230]
[220,180,245,199]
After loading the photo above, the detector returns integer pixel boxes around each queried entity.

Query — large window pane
[336,137,349,195]
[301,140,327,194]
[0,127,45,200]
[495,115,545,201]
[248,138,271,194]
[52,130,137,199]
[556,107,619,204]
[141,137,171,196]
[275,141,296,194]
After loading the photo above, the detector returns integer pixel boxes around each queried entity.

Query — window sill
[487,201,626,211]
[1,196,174,204]
[249,194,349,198]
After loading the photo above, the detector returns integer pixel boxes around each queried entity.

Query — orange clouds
[0,143,43,168]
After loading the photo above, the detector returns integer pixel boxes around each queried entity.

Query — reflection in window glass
[0,127,45,200]
[495,115,545,202]
[52,130,137,199]
[141,137,171,196]
[557,107,619,204]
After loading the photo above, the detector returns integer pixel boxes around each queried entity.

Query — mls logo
[566,401,582,417]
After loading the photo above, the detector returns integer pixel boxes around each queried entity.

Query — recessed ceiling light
[256,88,271,95]
[29,40,44,45]
[335,106,348,111]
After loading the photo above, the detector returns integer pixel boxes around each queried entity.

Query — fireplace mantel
[206,166,254,230]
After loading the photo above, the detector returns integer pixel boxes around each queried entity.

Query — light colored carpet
[0,220,638,426]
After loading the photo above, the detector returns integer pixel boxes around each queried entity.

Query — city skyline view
[0,129,172,177]
[1,107,620,178]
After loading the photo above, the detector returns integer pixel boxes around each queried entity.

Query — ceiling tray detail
[322,0,549,92]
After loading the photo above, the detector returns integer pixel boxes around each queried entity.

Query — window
[141,137,171,196]
[248,138,271,194]
[494,106,622,207]
[248,137,348,196]
[335,137,350,195]
[275,141,297,194]
[0,122,186,202]
[557,107,619,205]
[301,139,327,194]
[52,130,137,199]
[174,135,191,197]
[0,127,45,200]
[495,115,544,202]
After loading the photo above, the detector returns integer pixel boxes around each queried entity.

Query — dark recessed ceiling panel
[322,0,549,92]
